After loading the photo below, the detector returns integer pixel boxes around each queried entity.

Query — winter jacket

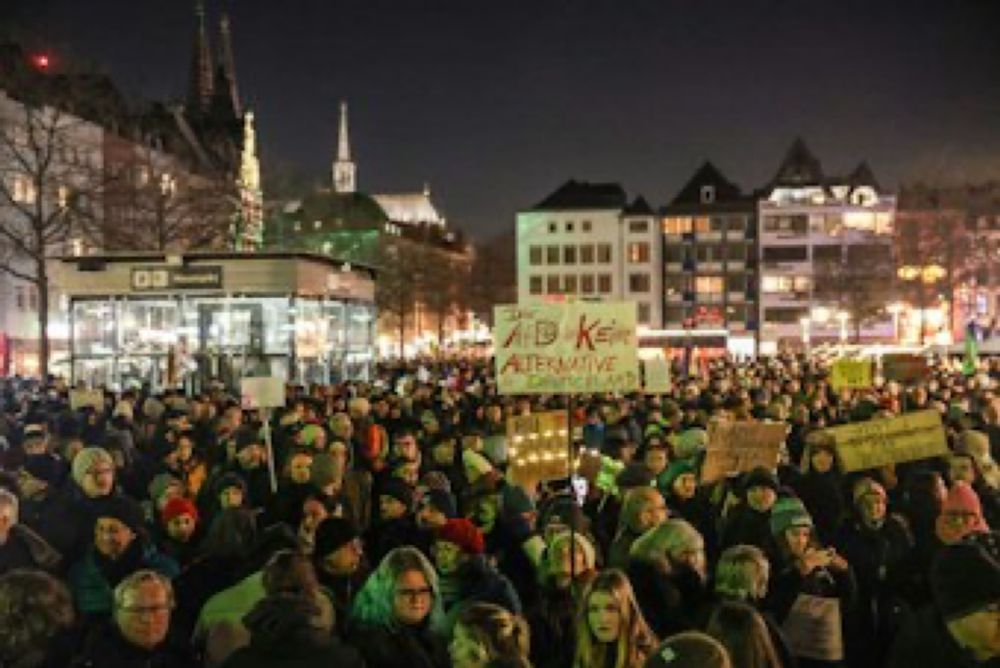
[625,558,709,639]
[885,603,1000,668]
[793,470,847,546]
[348,620,448,668]
[68,541,179,620]
[220,595,365,668]
[0,523,62,574]
[442,555,522,620]
[719,503,773,551]
[70,622,193,668]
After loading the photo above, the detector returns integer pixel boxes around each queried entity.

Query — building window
[637,302,651,324]
[529,276,543,295]
[12,176,36,204]
[727,217,745,233]
[764,307,808,323]
[692,216,712,233]
[580,244,595,264]
[762,275,811,293]
[725,273,746,293]
[629,220,649,233]
[627,242,650,263]
[728,304,747,322]
[597,243,612,263]
[665,274,691,295]
[548,222,557,233]
[546,246,560,265]
[15,286,26,311]
[563,245,577,265]
[546,275,560,294]
[582,220,592,232]
[664,245,685,263]
[695,275,724,295]
[662,217,693,234]
[564,275,578,294]
[763,215,808,234]
[813,245,843,263]
[695,245,724,262]
[762,246,808,263]
[529,246,543,265]
[27,287,38,312]
[727,243,747,261]
[628,273,651,292]
[598,274,612,294]
[701,185,715,203]
[581,275,595,294]
[665,306,686,323]
[565,221,574,233]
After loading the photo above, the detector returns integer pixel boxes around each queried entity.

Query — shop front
[52,252,376,391]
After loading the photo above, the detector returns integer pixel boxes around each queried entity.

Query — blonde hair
[714,545,770,602]
[457,603,530,664]
[574,569,657,668]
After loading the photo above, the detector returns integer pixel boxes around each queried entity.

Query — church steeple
[333,101,357,194]
[186,0,214,116]
[217,13,241,118]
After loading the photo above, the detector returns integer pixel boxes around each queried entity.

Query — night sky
[6,0,1000,239]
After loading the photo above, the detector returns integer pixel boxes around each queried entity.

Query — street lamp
[800,316,811,354]
[811,306,831,325]
[886,302,905,344]
[836,310,849,345]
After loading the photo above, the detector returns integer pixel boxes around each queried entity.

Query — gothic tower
[332,101,357,194]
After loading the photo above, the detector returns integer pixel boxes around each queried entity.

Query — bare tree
[813,243,895,341]
[467,230,516,327]
[375,240,423,357]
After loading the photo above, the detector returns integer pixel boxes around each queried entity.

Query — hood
[243,593,332,652]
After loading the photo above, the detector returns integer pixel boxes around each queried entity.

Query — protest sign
[701,420,788,483]
[824,409,948,473]
[882,354,929,384]
[642,356,672,394]
[493,302,639,395]
[240,377,285,409]
[830,358,873,392]
[506,411,570,489]
[69,389,104,412]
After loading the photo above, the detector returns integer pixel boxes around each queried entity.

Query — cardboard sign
[70,389,104,412]
[830,359,873,392]
[882,354,929,384]
[506,411,570,489]
[240,377,286,410]
[493,303,639,395]
[701,420,788,483]
[642,356,672,394]
[824,409,948,473]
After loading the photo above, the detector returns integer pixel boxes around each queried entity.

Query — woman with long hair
[706,601,784,668]
[573,569,658,668]
[348,546,448,668]
[449,603,531,668]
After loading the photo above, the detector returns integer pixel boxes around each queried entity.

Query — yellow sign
[702,420,788,483]
[830,359,873,392]
[642,356,672,394]
[824,409,948,473]
[69,389,105,412]
[493,302,639,395]
[506,411,570,489]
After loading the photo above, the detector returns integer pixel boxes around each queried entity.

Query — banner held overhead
[493,302,640,395]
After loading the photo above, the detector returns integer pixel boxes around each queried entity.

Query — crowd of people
[0,355,999,668]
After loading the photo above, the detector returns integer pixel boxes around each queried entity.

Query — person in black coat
[312,516,367,637]
[792,437,847,546]
[364,478,424,565]
[886,540,1000,668]
[719,466,780,552]
[220,594,364,668]
[431,518,521,617]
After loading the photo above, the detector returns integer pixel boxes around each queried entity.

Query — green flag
[963,323,979,376]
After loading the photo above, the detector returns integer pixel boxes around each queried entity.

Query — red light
[31,54,50,70]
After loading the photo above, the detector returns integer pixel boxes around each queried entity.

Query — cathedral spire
[186,0,214,116]
[333,101,357,193]
[217,12,241,118]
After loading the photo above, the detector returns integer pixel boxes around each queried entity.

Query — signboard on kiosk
[493,302,640,395]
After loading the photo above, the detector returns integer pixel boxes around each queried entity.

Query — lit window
[692,217,711,233]
[662,217,693,235]
[628,242,650,263]
[695,276,724,294]
[529,276,542,295]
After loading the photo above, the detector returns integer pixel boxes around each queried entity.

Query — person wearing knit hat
[313,516,363,578]
[659,460,698,503]
[432,518,522,616]
[162,496,199,540]
[435,518,485,559]
[851,476,890,529]
[769,496,813,538]
[887,541,1000,667]
[377,477,415,521]
[213,472,249,511]
[937,481,990,545]
[71,447,115,499]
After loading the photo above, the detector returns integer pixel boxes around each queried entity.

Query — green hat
[769,497,813,536]
[659,460,697,495]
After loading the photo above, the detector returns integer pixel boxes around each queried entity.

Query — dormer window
[701,185,715,204]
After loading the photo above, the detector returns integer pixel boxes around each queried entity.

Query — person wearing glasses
[72,569,191,667]
[348,546,449,668]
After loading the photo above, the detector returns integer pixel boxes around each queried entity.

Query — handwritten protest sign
[830,359,873,392]
[493,302,639,395]
[69,389,104,412]
[823,409,948,473]
[506,411,570,489]
[882,354,929,384]
[701,420,788,483]
[240,377,286,410]
[642,356,672,394]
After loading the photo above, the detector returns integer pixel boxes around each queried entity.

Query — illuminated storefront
[52,252,376,390]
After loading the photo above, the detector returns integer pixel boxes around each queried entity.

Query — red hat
[436,518,485,555]
[162,496,199,525]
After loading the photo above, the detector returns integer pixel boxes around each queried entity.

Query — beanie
[931,541,1000,621]
[378,477,415,510]
[436,518,485,555]
[852,477,887,507]
[674,428,708,460]
[71,447,114,488]
[162,496,199,525]
[936,482,989,544]
[214,472,249,499]
[313,517,360,558]
[769,497,814,536]
[660,460,697,495]
[420,488,458,519]
[92,494,146,534]
[744,466,780,494]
